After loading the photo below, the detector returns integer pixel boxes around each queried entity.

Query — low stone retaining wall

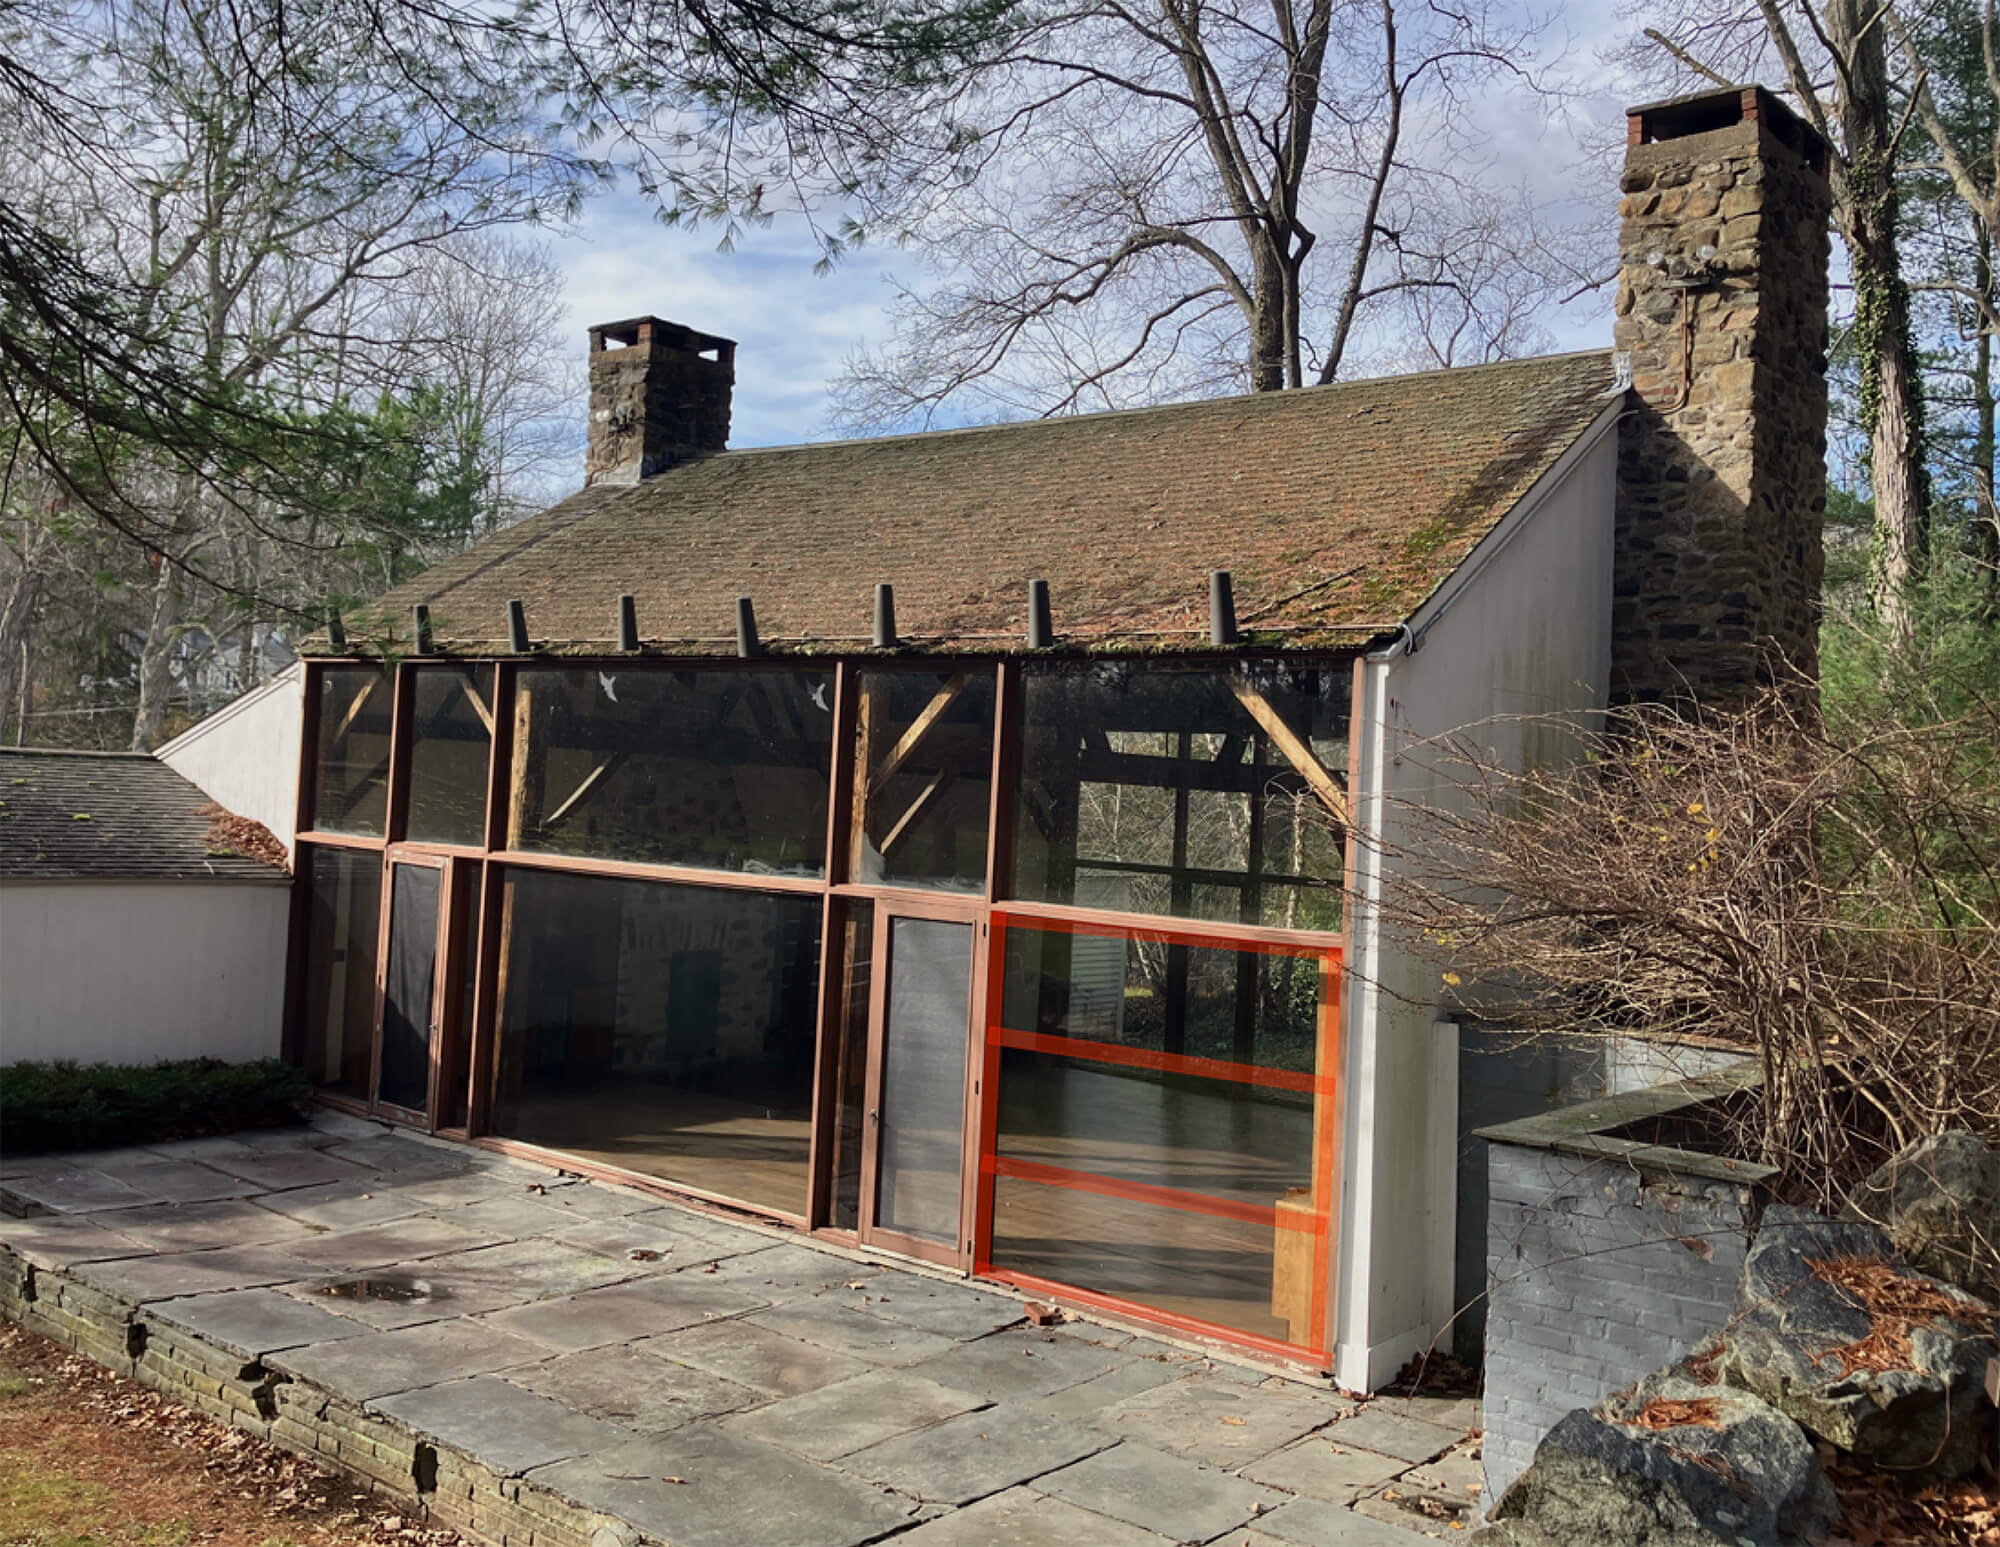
[1476,1065,1774,1502]
[0,1246,613,1547]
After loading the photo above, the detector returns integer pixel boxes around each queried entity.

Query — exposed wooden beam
[880,769,952,856]
[461,676,495,735]
[1228,679,1349,827]
[542,751,629,831]
[874,674,970,787]
[329,672,383,744]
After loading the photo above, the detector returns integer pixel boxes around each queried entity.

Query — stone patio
[0,1112,1480,1546]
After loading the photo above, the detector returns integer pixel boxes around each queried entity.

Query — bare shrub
[1363,682,2000,1203]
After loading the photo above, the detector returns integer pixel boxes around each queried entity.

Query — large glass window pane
[989,917,1334,1353]
[511,668,833,876]
[1010,664,1349,929]
[313,667,393,835]
[298,847,383,1098]
[378,865,442,1113]
[407,665,493,846]
[876,918,972,1245]
[852,671,994,892]
[491,870,824,1215]
[829,899,875,1231]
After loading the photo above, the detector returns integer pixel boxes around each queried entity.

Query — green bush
[0,1058,312,1156]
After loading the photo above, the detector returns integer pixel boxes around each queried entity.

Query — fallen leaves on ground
[0,1323,472,1547]
[1806,1255,1992,1377]
[1821,1454,2000,1546]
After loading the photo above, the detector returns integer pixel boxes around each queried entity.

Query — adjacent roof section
[0,749,288,881]
[347,349,1617,657]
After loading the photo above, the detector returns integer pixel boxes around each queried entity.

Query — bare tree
[832,0,1583,425]
[1358,676,2000,1207]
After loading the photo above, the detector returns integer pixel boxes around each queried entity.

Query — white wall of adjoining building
[1335,400,1621,1393]
[158,663,304,857]
[0,880,290,1064]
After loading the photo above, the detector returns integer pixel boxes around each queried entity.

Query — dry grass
[0,1323,467,1547]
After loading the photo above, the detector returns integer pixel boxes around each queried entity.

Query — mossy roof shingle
[0,750,286,881]
[354,349,1617,657]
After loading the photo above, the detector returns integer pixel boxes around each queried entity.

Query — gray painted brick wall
[1481,1142,1756,1502]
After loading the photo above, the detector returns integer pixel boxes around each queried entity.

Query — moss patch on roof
[343,350,1617,657]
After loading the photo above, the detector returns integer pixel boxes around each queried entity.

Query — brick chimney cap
[1626,84,1828,173]
[588,316,738,358]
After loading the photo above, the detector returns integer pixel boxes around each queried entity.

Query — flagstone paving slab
[1248,1496,1443,1546]
[841,1283,1028,1341]
[251,1180,433,1232]
[389,1170,531,1210]
[481,1277,773,1353]
[100,1199,317,1252]
[701,1243,889,1302]
[837,1403,1113,1505]
[723,1368,989,1460]
[410,1238,641,1306]
[74,1244,316,1303]
[1239,1437,1412,1502]
[506,1343,762,1433]
[4,1166,163,1214]
[0,1214,154,1267]
[743,1302,960,1366]
[1031,1440,1286,1541]
[900,1327,1137,1402]
[1090,1376,1332,1469]
[1025,1356,1201,1422]
[93,1159,261,1205]
[641,1318,874,1397]
[149,1286,372,1358]
[1320,1406,1463,1465]
[281,1217,502,1273]
[526,1180,664,1219]
[530,1427,921,1547]
[137,1137,257,1162]
[206,1149,368,1191]
[268,1319,545,1400]
[374,1374,638,1474]
[890,1486,1177,1546]
[430,1194,585,1239]
[320,1139,474,1178]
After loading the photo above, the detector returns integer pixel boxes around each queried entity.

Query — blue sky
[546,12,1646,452]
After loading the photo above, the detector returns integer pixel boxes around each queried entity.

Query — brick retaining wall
[1473,1066,1773,1504]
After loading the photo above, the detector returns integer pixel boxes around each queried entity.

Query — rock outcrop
[1720,1205,1996,1478]
[1848,1130,2000,1303]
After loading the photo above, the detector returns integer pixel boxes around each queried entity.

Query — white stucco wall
[0,880,291,1064]
[159,663,304,857]
[1335,399,1622,1391]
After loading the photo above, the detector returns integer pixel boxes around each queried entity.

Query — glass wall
[986,914,1335,1353]
[312,667,393,835]
[510,667,833,875]
[851,670,994,892]
[406,665,493,846]
[490,870,824,1216]
[1010,664,1348,929]
[297,847,384,1099]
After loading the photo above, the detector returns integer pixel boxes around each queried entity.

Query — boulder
[1847,1131,2000,1301]
[1719,1204,1997,1478]
[1476,1374,1834,1547]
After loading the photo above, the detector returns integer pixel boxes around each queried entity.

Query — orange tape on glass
[992,1026,1335,1096]
[989,1154,1330,1234]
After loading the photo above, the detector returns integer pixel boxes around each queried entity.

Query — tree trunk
[1975,228,1997,627]
[0,542,45,743]
[1248,241,1289,392]
[1829,0,1931,638]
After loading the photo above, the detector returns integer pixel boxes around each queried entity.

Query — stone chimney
[1613,86,1832,702]
[584,317,736,485]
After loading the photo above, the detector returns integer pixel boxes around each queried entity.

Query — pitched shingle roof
[0,750,288,881]
[350,350,1617,656]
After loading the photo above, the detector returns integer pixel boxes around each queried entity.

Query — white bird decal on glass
[808,682,830,712]
[599,673,618,703]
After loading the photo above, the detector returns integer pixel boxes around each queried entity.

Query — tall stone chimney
[1613,86,1832,702]
[584,317,736,485]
